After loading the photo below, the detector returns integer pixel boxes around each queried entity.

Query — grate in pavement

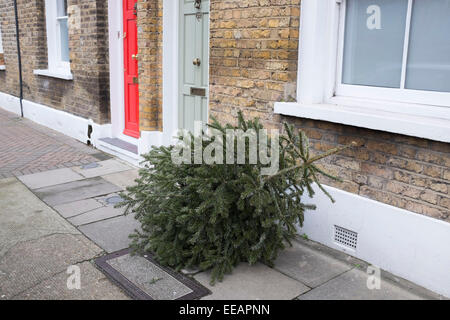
[95,248,210,300]
[105,195,124,205]
[81,162,101,169]
[91,152,113,161]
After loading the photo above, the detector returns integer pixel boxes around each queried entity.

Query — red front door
[123,0,140,138]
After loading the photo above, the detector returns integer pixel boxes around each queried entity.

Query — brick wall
[0,0,24,98]
[208,0,450,222]
[286,118,450,222]
[209,0,300,130]
[137,0,163,131]
[0,0,110,124]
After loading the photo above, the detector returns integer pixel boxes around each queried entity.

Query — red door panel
[123,0,140,138]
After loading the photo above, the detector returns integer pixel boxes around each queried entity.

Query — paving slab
[298,268,429,300]
[53,199,104,218]
[18,168,84,190]
[14,261,130,300]
[0,177,79,258]
[79,214,140,253]
[68,206,125,227]
[33,177,122,206]
[102,169,140,190]
[274,239,352,288]
[106,253,193,300]
[0,233,103,299]
[195,263,310,300]
[72,159,133,179]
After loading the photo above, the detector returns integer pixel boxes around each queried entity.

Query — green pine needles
[118,112,354,284]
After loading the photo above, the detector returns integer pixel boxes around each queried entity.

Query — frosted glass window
[405,0,450,92]
[342,0,409,88]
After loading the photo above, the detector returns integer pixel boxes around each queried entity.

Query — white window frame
[336,0,450,108]
[274,0,450,143]
[34,0,73,80]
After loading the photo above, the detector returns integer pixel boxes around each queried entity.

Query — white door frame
[163,0,210,144]
[162,0,181,146]
[108,0,206,151]
[108,0,138,145]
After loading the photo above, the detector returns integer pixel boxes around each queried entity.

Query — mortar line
[294,267,358,300]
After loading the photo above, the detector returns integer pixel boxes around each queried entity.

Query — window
[34,0,72,79]
[56,0,70,64]
[337,0,450,106]
[274,0,450,143]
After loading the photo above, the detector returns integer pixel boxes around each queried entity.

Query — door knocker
[194,0,202,10]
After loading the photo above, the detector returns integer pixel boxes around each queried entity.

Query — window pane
[406,0,450,93]
[59,18,70,62]
[57,0,67,17]
[342,0,409,88]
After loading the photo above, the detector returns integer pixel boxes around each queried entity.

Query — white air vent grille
[334,226,358,249]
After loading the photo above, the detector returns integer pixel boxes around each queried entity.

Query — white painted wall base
[0,92,111,149]
[139,131,164,154]
[0,91,21,115]
[302,185,450,298]
[0,91,162,168]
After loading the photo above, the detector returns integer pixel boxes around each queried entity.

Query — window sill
[274,101,450,143]
[33,69,73,80]
[0,65,5,71]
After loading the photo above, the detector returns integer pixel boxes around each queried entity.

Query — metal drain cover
[95,249,210,300]
[81,162,100,169]
[105,196,124,205]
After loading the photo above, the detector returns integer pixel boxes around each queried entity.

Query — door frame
[108,0,138,144]
[161,0,181,146]
[122,0,140,139]
[108,0,210,149]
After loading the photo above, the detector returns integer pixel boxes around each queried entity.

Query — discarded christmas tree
[118,112,355,284]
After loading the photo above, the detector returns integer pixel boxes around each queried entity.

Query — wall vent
[334,225,358,250]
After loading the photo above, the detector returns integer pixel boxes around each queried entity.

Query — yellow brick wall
[208,0,450,222]
[137,0,163,132]
[209,0,300,131]
[0,0,110,124]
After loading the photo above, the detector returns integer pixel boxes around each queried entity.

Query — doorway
[178,0,210,133]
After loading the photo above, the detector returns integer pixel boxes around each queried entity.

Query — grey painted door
[179,0,209,133]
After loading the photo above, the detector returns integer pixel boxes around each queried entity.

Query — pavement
[0,108,445,300]
[0,109,109,179]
